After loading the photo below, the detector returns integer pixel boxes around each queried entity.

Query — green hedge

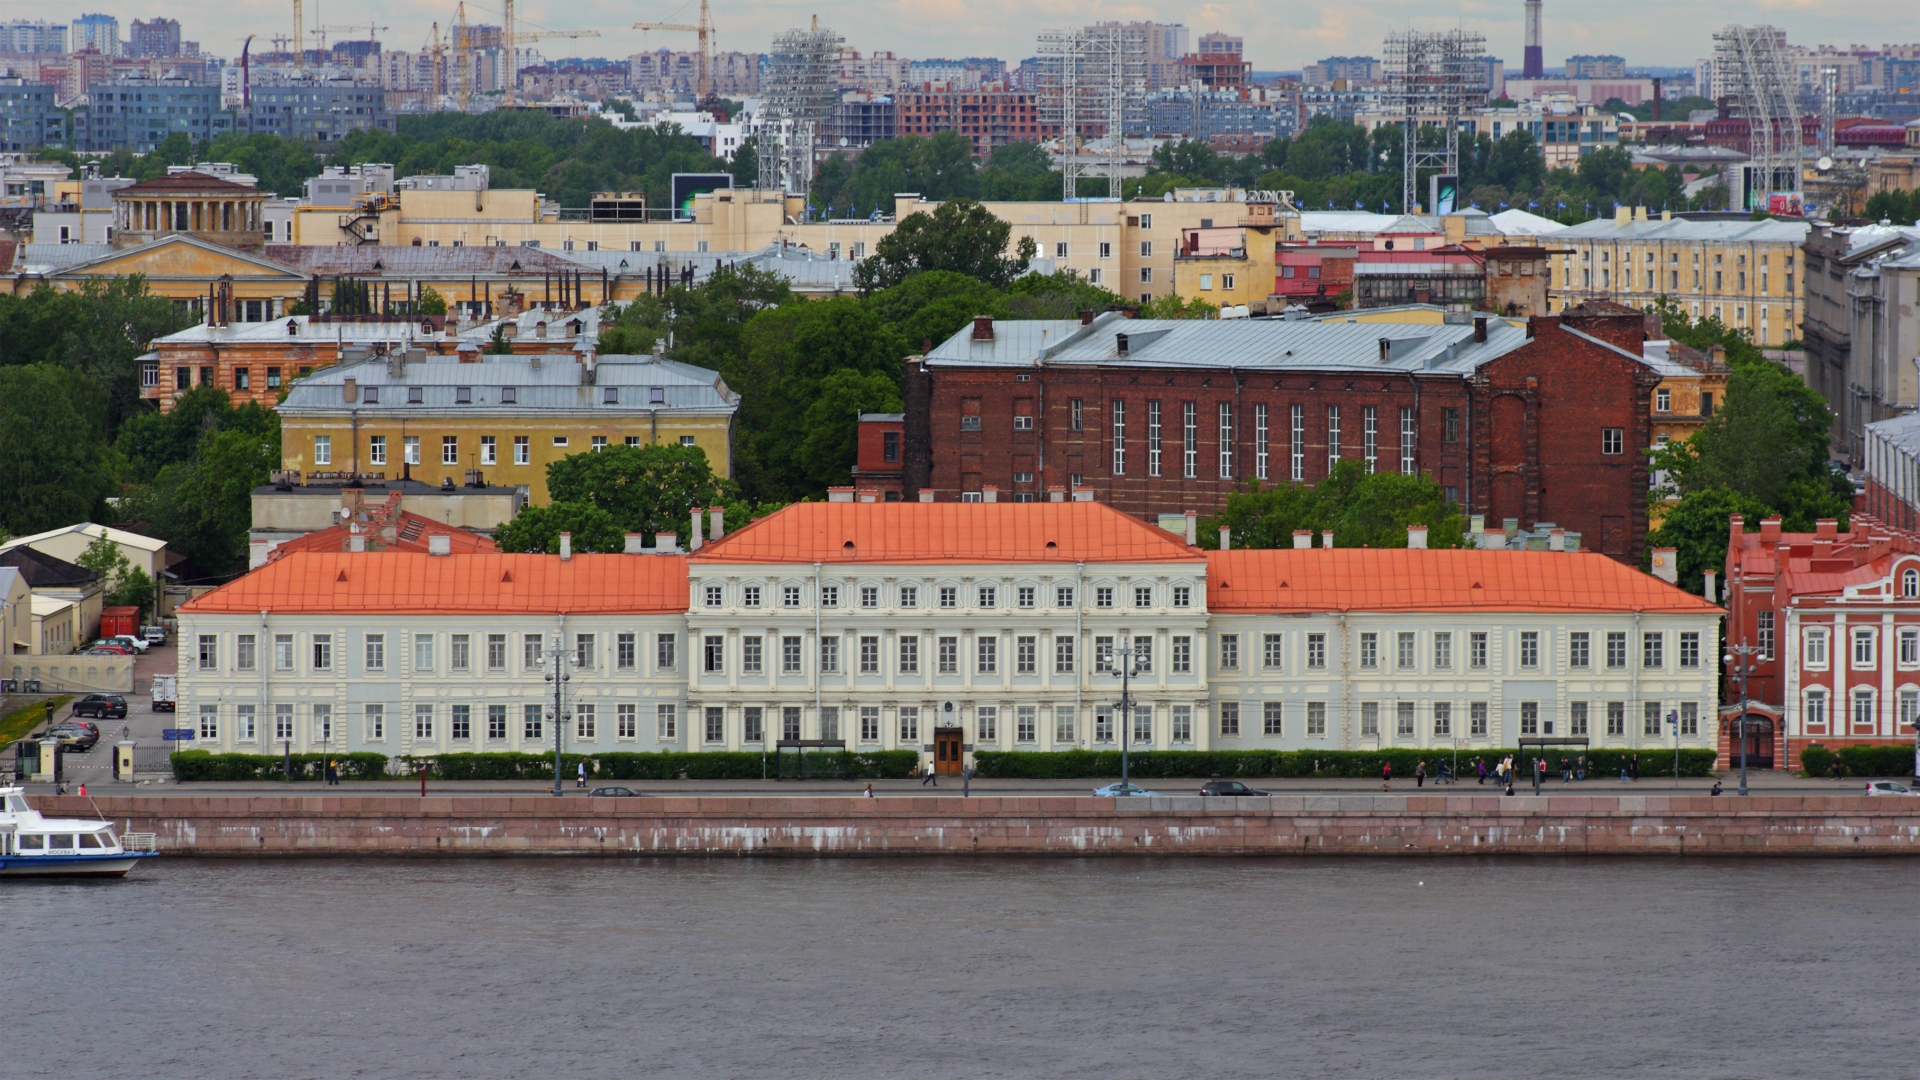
[170,750,390,782]
[972,748,1720,781]
[419,749,922,782]
[1799,743,1918,779]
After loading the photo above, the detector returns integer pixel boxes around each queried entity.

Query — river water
[4,857,1912,1078]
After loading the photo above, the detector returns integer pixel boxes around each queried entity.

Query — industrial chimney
[1523,0,1544,78]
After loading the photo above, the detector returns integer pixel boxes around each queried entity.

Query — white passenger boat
[0,786,157,877]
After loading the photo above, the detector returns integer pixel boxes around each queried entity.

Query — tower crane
[291,0,304,71]
[425,22,445,102]
[453,2,471,111]
[488,0,600,107]
[633,0,714,104]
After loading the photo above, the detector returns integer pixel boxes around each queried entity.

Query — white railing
[121,832,158,852]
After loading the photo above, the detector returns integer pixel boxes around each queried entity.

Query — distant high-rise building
[127,17,181,59]
[1523,0,1544,79]
[1086,20,1189,89]
[3,20,68,54]
[70,14,119,57]
[1565,54,1626,79]
[1303,56,1381,86]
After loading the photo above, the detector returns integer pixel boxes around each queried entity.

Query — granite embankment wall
[40,794,1920,856]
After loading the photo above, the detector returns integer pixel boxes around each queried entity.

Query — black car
[72,693,128,720]
[1198,780,1269,797]
[587,786,645,797]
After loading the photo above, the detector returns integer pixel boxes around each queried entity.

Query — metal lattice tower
[1384,29,1487,214]
[1038,23,1146,199]
[1713,24,1803,210]
[758,20,843,197]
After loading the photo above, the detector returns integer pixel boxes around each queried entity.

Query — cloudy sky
[88,1,1920,70]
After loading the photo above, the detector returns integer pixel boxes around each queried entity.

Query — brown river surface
[4,856,1913,1078]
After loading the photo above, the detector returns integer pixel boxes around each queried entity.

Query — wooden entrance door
[934,728,964,775]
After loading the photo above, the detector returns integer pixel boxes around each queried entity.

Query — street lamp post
[544,634,573,797]
[1108,642,1147,792]
[1726,643,1760,797]
[1666,709,1680,787]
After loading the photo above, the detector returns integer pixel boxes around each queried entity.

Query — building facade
[0,77,63,151]
[238,81,395,143]
[72,76,231,154]
[1800,223,1920,463]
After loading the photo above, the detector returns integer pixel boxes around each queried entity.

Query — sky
[78,1,1920,70]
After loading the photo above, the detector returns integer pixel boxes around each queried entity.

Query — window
[1016,636,1036,674]
[369,435,387,465]
[1017,706,1038,743]
[978,585,997,608]
[1131,636,1153,673]
[313,435,332,466]
[414,703,435,741]
[1444,408,1460,443]
[1290,404,1305,482]
[961,416,982,432]
[1903,629,1920,667]
[1133,585,1153,608]
[1569,701,1589,737]
[703,635,724,673]
[1643,701,1663,737]
[513,436,529,465]
[1017,586,1036,609]
[1902,690,1920,732]
[1055,636,1075,674]
[1605,631,1627,669]
[312,634,333,672]
[656,704,677,740]
[1853,627,1877,669]
[554,437,569,448]
[1519,631,1539,669]
[614,703,636,741]
[938,586,957,609]
[1219,633,1240,671]
[1096,587,1114,608]
[774,635,799,675]
[1399,407,1416,475]
[1602,428,1624,455]
[1358,632,1378,669]
[977,636,998,674]
[1132,706,1153,744]
[1307,702,1327,737]
[1520,701,1539,736]
[1326,406,1342,471]
[1171,636,1191,673]
[364,633,385,672]
[449,705,472,742]
[821,708,841,742]
[1644,632,1665,669]
[1147,400,1162,477]
[1570,632,1590,669]
[1361,702,1380,738]
[1433,702,1452,737]
[784,584,804,608]
[1465,701,1486,737]
[1262,633,1284,670]
[1112,399,1126,475]
[573,633,595,670]
[1057,585,1076,608]
[820,637,840,673]
[236,634,257,672]
[741,635,764,674]
[1758,611,1775,659]
[856,635,879,674]
[977,707,998,742]
[613,633,635,671]
[1363,405,1377,472]
[1172,585,1191,609]
[860,706,881,743]
[1306,633,1327,670]
[1397,632,1416,670]
[1013,414,1033,432]
[1218,701,1241,737]
[1223,274,1236,292]
[1397,701,1416,737]
[1218,402,1234,479]
[439,436,458,466]
[1606,701,1626,737]
[1070,398,1084,431]
[1254,403,1269,481]
[1434,632,1453,670]
[705,707,724,744]
[1657,389,1671,412]
[821,585,840,608]
[704,584,724,608]
[1680,702,1699,737]
[656,633,677,671]
[1140,267,1152,284]
[900,707,920,743]
[937,636,958,675]
[1905,569,1920,598]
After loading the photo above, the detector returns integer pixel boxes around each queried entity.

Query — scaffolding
[1383,28,1487,214]
[758,19,843,198]
[1037,23,1146,200]
[1714,24,1803,212]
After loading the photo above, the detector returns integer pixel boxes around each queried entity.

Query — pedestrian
[1710,780,1724,796]
[1476,758,1488,785]
[77,783,86,797]
[1560,757,1571,784]
[1381,760,1392,791]
[1630,754,1641,780]
[863,783,874,798]
[921,758,937,786]
[1415,761,1426,788]
[576,761,587,788]
[1577,755,1587,782]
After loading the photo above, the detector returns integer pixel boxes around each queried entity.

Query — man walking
[921,758,937,786]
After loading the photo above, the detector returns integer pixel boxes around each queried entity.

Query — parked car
[84,641,133,654]
[1093,782,1162,797]
[587,786,645,798]
[1198,780,1269,797]
[71,693,128,720]
[1864,780,1916,796]
[39,724,100,752]
[141,625,168,644]
[109,634,151,653]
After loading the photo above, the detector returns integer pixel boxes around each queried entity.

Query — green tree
[543,443,731,536]
[864,270,1003,350]
[492,501,626,554]
[797,369,905,489]
[415,284,448,315]
[728,136,759,188]
[855,198,1035,293]
[123,422,280,576]
[1201,460,1468,550]
[1645,485,1770,596]
[115,385,277,483]
[75,534,156,616]
[1137,294,1220,319]
[0,277,188,432]
[0,365,116,536]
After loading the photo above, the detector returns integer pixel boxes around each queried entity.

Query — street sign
[161,729,195,741]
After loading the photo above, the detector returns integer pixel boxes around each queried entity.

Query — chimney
[1219,526,1231,551]
[1116,333,1130,356]
[689,509,704,551]
[1378,337,1392,362]
[1470,514,1486,536]
[1184,510,1198,546]
[1407,525,1429,549]
[1615,205,1632,227]
[827,487,855,503]
[709,506,724,540]
[1815,518,1838,539]
[349,532,366,553]
[1704,569,1719,602]
[918,490,935,503]
[1079,309,1095,325]
[1293,530,1312,549]
[1650,547,1677,584]
[1071,486,1095,502]
[558,532,572,560]
[656,531,678,553]
[343,377,358,403]
[1548,528,1566,552]
[982,486,998,503]
[1759,516,1782,543]
[428,533,452,556]
[1473,317,1488,343]
[1049,485,1066,502]
[1322,530,1335,549]
[857,489,878,503]
[624,533,647,554]
[971,315,994,340]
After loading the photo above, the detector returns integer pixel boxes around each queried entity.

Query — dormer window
[501,387,517,404]
[362,386,379,404]
[456,387,472,404]
[1903,568,1919,599]
[407,387,423,404]
[603,387,618,404]
[650,387,666,404]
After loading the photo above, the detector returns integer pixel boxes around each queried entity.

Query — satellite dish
[1817,156,1835,172]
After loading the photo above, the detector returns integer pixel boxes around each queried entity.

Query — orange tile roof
[1207,549,1722,615]
[268,512,498,560]
[182,552,689,616]
[692,501,1204,565]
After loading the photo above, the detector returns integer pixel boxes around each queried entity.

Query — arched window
[1902,567,1918,598]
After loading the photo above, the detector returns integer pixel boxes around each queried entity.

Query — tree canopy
[854,198,1036,293]
[1200,460,1469,550]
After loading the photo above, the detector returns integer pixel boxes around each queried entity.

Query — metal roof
[157,316,455,346]
[1549,217,1812,244]
[277,354,737,414]
[261,245,590,276]
[12,243,113,274]
[551,243,861,292]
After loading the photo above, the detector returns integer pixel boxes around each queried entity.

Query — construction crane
[425,22,445,102]
[500,1,600,107]
[633,0,714,103]
[292,0,304,71]
[453,2,471,111]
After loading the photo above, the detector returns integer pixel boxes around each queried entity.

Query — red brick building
[903,308,1678,563]
[895,85,1047,159]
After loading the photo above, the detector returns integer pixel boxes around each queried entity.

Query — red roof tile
[1207,549,1721,614]
[268,512,498,560]
[181,552,688,615]
[692,502,1203,565]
